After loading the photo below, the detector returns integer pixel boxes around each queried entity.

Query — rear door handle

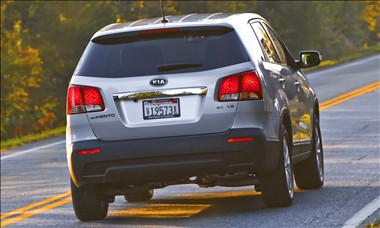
[294,81,302,86]
[278,78,286,84]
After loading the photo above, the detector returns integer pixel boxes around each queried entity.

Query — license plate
[143,98,180,120]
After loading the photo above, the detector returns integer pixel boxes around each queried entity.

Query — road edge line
[341,196,380,228]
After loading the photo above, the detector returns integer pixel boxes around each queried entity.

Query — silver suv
[66,13,324,221]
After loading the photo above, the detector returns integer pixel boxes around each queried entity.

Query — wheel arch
[280,107,293,147]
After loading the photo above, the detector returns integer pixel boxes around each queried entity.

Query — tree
[1,18,44,138]
[1,1,118,139]
[361,1,380,47]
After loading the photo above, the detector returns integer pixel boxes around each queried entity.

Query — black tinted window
[75,27,250,78]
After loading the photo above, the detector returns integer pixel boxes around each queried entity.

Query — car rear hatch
[73,25,254,141]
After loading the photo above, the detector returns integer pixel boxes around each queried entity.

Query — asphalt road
[1,54,379,227]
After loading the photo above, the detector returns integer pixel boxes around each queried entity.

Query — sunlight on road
[178,190,260,199]
[111,203,211,218]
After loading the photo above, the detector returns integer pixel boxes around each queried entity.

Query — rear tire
[70,179,108,221]
[260,125,294,207]
[124,189,154,202]
[294,114,324,189]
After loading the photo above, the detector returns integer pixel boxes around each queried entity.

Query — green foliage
[1,18,45,138]
[1,1,378,141]
[252,1,374,59]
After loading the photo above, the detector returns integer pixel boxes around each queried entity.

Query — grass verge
[1,126,66,152]
[1,45,379,152]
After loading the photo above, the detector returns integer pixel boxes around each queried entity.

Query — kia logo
[150,78,168,87]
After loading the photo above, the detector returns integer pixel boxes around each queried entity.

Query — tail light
[67,85,105,115]
[218,71,262,101]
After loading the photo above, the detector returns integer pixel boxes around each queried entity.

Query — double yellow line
[319,81,380,111]
[1,81,379,226]
[0,191,71,226]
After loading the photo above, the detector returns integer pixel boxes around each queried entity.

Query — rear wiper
[157,63,203,72]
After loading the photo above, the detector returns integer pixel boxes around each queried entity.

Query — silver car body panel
[70,62,256,141]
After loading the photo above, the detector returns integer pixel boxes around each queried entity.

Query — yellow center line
[320,81,380,111]
[1,196,72,227]
[0,191,71,220]
[1,81,379,224]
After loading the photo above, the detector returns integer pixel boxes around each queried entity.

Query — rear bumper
[68,128,280,187]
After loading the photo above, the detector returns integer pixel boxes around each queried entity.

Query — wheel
[70,179,108,221]
[124,189,154,202]
[294,113,324,189]
[260,125,294,207]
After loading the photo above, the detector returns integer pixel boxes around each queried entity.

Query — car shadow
[95,187,312,225]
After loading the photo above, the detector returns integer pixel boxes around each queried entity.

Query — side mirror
[298,51,322,68]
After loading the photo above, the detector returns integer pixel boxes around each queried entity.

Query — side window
[250,22,280,64]
[262,23,287,65]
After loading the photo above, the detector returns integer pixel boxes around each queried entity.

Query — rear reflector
[218,71,262,101]
[227,137,254,143]
[67,85,105,115]
[77,149,101,155]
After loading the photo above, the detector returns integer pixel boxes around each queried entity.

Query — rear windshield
[75,26,250,78]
